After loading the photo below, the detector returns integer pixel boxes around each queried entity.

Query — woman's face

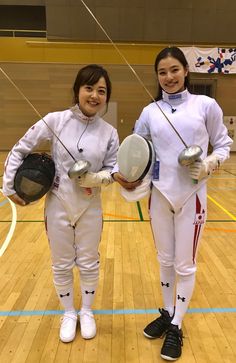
[157,56,188,94]
[78,76,107,116]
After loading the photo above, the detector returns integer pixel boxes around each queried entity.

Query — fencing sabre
[0,66,90,179]
[80,0,202,169]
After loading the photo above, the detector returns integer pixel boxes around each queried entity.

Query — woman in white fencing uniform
[113,47,232,361]
[3,64,119,343]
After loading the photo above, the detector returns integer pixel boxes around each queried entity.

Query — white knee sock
[171,273,196,328]
[160,265,176,317]
[80,281,98,311]
[55,284,76,313]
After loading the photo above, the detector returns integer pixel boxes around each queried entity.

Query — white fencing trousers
[44,193,103,288]
[150,185,207,276]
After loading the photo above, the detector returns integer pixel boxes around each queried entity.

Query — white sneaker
[80,309,96,339]
[60,312,78,343]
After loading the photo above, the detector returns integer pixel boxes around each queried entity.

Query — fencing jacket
[3,105,119,223]
[134,89,233,209]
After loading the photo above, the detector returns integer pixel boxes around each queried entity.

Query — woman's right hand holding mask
[112,172,142,191]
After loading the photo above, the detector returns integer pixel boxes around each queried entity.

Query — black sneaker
[160,324,183,361]
[143,308,172,339]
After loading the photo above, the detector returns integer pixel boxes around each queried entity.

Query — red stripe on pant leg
[192,224,202,263]
[192,194,202,263]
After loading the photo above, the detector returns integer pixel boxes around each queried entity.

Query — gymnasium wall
[0,38,236,150]
[0,1,236,150]
[45,0,236,44]
[1,1,236,44]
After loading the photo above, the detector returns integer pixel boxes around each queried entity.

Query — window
[189,79,216,98]
[0,5,46,37]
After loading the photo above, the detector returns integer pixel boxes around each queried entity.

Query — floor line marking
[103,213,138,220]
[136,201,144,221]
[205,227,236,233]
[0,219,236,223]
[0,199,8,207]
[0,189,17,257]
[0,307,236,317]
[207,194,236,221]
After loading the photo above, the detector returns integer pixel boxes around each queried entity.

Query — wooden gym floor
[0,151,236,363]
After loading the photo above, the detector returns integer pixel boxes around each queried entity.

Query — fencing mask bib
[117,134,155,201]
[14,153,55,203]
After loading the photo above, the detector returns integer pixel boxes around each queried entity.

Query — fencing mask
[117,134,155,201]
[14,153,55,203]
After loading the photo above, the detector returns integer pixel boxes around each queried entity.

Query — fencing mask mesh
[117,134,155,202]
[117,134,154,182]
[14,153,55,203]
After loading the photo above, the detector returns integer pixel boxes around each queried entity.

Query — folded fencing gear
[14,153,55,203]
[120,173,153,202]
[117,134,155,202]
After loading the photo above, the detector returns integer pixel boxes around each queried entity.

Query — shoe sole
[143,330,166,339]
[81,333,96,340]
[60,334,76,343]
[160,353,180,361]
[143,331,158,339]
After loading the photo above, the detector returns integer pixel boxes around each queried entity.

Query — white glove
[188,154,220,181]
[77,170,112,188]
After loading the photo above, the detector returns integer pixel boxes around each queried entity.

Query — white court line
[0,188,17,257]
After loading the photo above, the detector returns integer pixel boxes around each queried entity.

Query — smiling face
[78,76,107,117]
[157,56,189,94]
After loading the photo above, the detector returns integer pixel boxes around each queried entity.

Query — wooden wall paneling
[1,62,236,150]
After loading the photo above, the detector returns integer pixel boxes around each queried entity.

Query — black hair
[154,47,190,101]
[73,64,112,105]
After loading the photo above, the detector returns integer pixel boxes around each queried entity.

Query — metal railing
[0,29,46,37]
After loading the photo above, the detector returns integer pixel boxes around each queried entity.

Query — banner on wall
[180,47,236,74]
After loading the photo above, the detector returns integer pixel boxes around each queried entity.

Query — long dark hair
[154,47,190,101]
[73,64,112,105]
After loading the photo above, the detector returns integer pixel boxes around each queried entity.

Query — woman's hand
[112,172,142,191]
[8,193,26,206]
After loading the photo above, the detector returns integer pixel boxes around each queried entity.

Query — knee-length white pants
[150,185,207,276]
[44,193,103,288]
